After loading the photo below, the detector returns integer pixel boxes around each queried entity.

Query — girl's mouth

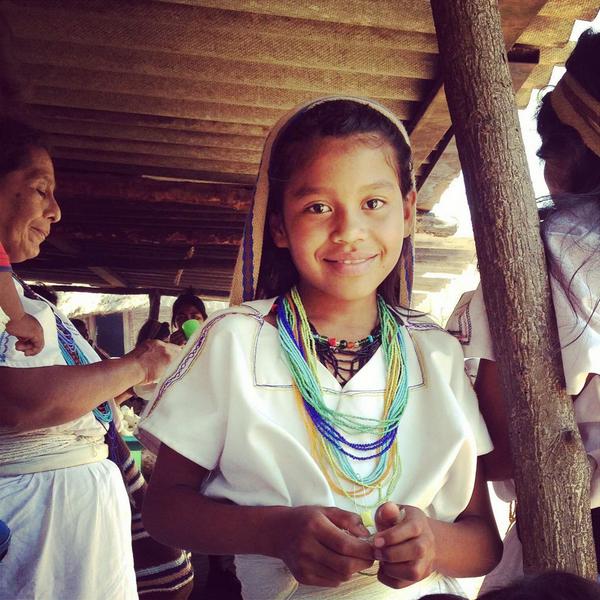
[323,255,376,274]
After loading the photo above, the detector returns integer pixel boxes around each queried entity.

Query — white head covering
[230,96,416,307]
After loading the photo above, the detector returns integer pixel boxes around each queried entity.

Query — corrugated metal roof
[2,0,597,299]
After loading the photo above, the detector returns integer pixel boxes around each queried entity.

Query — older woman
[0,119,180,599]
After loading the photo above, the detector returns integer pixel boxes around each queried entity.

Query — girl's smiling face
[270,134,415,307]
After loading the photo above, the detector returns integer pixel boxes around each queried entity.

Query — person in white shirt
[0,118,179,600]
[447,29,600,592]
[139,97,501,599]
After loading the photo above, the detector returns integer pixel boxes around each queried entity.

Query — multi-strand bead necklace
[276,286,409,519]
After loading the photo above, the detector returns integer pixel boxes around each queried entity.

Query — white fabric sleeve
[138,312,256,469]
[446,286,495,362]
[448,333,493,456]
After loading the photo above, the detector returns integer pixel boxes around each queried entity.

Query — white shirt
[447,201,600,505]
[139,298,491,598]
[140,297,491,516]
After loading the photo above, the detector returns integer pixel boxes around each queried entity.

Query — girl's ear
[402,189,417,238]
[269,212,289,248]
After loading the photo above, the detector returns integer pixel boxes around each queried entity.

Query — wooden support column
[430,0,595,577]
[149,289,161,322]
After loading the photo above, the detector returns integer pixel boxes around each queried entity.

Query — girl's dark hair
[171,289,208,327]
[536,29,600,196]
[536,30,600,338]
[0,118,50,178]
[256,99,414,306]
[136,319,171,346]
[478,571,600,600]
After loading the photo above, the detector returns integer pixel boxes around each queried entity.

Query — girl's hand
[272,505,375,587]
[6,314,45,356]
[372,503,436,589]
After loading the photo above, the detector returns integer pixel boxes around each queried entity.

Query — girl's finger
[377,568,414,590]
[375,502,406,531]
[323,506,370,538]
[298,544,369,584]
[379,557,431,586]
[317,521,374,562]
[373,536,429,564]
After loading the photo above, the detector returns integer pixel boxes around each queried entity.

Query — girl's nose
[331,209,366,245]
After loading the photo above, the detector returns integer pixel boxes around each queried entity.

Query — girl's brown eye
[365,198,384,209]
[308,203,330,214]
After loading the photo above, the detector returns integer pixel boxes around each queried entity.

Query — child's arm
[475,359,514,481]
[143,444,375,587]
[371,460,502,589]
[0,271,26,322]
[0,270,45,356]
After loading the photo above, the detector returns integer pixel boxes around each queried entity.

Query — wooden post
[430,0,595,577]
[149,289,161,322]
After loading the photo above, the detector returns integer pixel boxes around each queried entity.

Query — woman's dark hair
[136,319,171,346]
[171,289,208,327]
[256,99,415,306]
[536,29,600,196]
[0,118,50,178]
[536,30,600,339]
[478,571,600,600]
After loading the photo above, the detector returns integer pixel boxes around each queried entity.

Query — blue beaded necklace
[276,287,409,508]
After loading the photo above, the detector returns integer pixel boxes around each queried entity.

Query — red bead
[328,337,336,347]
[347,341,355,349]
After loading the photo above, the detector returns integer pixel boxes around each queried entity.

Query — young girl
[0,240,44,355]
[139,97,501,599]
[447,29,600,592]
[169,290,208,346]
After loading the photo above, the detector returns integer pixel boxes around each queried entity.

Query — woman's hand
[271,506,375,587]
[128,340,181,384]
[372,503,436,589]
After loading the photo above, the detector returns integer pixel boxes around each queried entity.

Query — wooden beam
[410,0,548,208]
[87,266,128,287]
[31,255,235,271]
[44,228,129,289]
[52,157,256,186]
[431,0,595,576]
[416,46,540,210]
[50,226,242,247]
[55,171,253,211]
[148,289,161,321]
[35,284,227,298]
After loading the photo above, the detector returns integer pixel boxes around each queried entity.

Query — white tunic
[0,280,137,600]
[446,201,600,590]
[139,297,492,599]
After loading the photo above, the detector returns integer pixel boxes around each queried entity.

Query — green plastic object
[182,318,201,340]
